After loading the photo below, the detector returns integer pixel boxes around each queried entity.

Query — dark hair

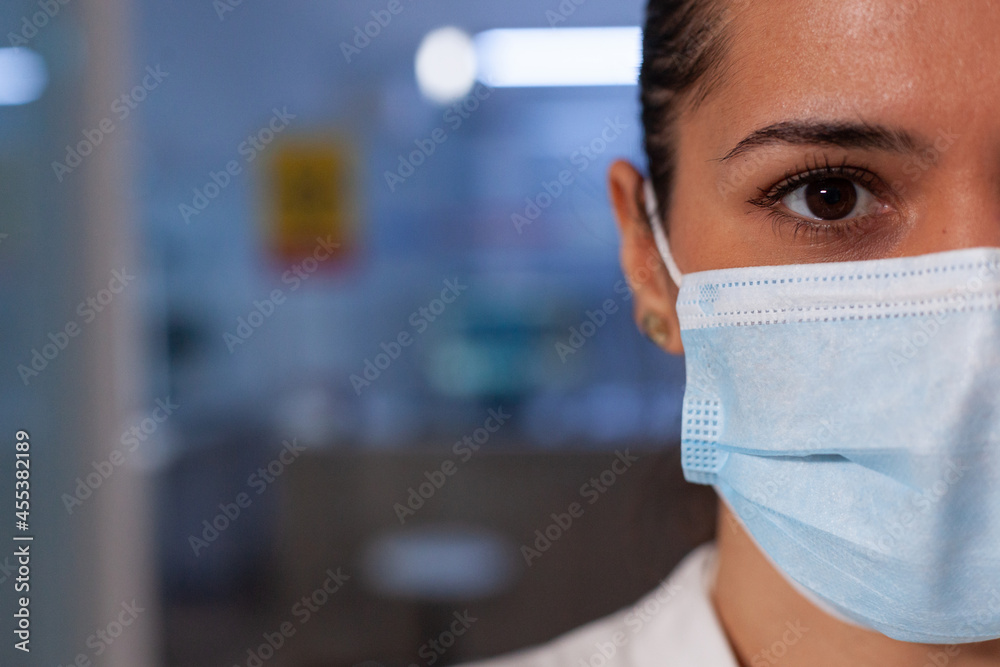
[640,0,732,230]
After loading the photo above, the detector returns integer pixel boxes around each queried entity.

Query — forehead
[699,0,1000,142]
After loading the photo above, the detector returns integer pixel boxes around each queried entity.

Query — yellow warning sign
[265,137,358,263]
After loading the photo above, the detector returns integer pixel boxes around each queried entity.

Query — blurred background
[0,1,716,665]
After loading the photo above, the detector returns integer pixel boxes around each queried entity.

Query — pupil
[805,178,857,220]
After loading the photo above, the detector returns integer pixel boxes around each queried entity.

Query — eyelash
[747,156,889,242]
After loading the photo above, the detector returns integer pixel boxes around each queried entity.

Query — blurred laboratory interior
[0,1,715,666]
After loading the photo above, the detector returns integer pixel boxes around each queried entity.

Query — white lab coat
[462,544,739,667]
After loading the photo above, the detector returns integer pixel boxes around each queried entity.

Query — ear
[607,159,684,355]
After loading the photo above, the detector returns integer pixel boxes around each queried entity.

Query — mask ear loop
[643,179,685,288]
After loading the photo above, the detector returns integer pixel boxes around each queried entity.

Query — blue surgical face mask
[644,179,1000,644]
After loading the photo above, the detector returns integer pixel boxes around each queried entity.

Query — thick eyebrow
[719,120,922,162]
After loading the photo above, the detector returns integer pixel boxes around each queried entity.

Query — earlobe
[641,313,673,350]
[638,309,684,355]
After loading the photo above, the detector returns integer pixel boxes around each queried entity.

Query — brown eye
[782,177,874,221]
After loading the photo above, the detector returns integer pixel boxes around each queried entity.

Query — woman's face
[611,0,1000,352]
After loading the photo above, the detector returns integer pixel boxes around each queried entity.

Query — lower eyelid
[768,212,877,244]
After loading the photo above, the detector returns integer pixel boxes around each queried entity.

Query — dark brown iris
[804,178,857,220]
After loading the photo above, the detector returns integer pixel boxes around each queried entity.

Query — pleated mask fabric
[646,180,1000,644]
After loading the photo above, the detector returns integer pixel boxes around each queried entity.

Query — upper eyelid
[746,167,887,215]
[773,162,876,190]
[757,164,882,201]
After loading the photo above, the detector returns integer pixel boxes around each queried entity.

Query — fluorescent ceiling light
[0,48,48,105]
[415,27,477,105]
[474,27,640,88]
